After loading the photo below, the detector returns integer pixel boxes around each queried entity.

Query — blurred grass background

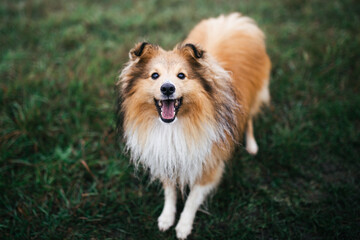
[1,0,359,239]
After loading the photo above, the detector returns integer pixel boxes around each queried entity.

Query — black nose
[160,83,176,96]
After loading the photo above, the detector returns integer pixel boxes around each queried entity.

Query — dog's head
[118,42,220,125]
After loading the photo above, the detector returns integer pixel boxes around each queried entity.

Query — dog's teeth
[175,100,179,107]
[159,101,162,107]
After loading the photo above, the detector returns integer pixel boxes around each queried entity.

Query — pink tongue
[161,101,175,119]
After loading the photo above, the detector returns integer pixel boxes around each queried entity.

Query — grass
[1,0,359,239]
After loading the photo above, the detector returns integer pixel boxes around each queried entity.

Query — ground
[0,0,359,239]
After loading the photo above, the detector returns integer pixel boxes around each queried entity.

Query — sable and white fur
[117,13,271,239]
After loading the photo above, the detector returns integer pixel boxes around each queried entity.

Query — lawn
[1,0,359,239]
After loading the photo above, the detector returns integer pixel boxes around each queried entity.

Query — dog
[117,13,271,239]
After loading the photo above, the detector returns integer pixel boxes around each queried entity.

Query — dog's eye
[177,73,185,79]
[151,72,159,80]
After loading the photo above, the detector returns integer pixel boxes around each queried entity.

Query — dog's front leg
[175,183,214,239]
[158,180,177,231]
[175,164,223,239]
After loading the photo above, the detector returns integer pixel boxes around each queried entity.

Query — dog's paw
[175,221,192,239]
[246,138,258,155]
[158,212,175,231]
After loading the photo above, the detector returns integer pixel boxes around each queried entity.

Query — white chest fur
[125,118,219,187]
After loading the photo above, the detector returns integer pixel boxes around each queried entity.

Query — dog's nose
[160,83,176,96]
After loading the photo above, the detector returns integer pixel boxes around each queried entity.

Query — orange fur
[118,12,270,190]
[117,13,271,239]
[184,13,271,121]
[183,13,271,185]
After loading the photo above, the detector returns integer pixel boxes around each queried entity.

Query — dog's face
[119,42,214,124]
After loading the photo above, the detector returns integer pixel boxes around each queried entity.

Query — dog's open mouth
[154,98,183,123]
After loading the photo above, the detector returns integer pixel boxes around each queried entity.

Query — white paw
[175,220,192,239]
[158,212,175,231]
[246,138,258,155]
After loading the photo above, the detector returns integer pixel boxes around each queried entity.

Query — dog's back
[184,13,271,121]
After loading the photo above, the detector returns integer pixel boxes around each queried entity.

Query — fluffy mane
[116,43,242,188]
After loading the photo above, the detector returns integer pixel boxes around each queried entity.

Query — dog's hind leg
[246,79,270,155]
[158,181,177,231]
[245,118,258,155]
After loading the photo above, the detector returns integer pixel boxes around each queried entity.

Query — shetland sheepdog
[117,13,271,239]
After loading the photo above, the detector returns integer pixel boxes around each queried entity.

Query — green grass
[1,0,359,239]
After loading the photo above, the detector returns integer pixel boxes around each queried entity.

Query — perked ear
[182,43,204,59]
[129,42,153,60]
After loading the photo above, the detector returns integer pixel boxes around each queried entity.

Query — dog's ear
[180,43,205,59]
[129,42,155,60]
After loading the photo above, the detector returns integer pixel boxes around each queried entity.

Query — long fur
[117,12,270,192]
[117,12,271,239]
[117,45,241,189]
